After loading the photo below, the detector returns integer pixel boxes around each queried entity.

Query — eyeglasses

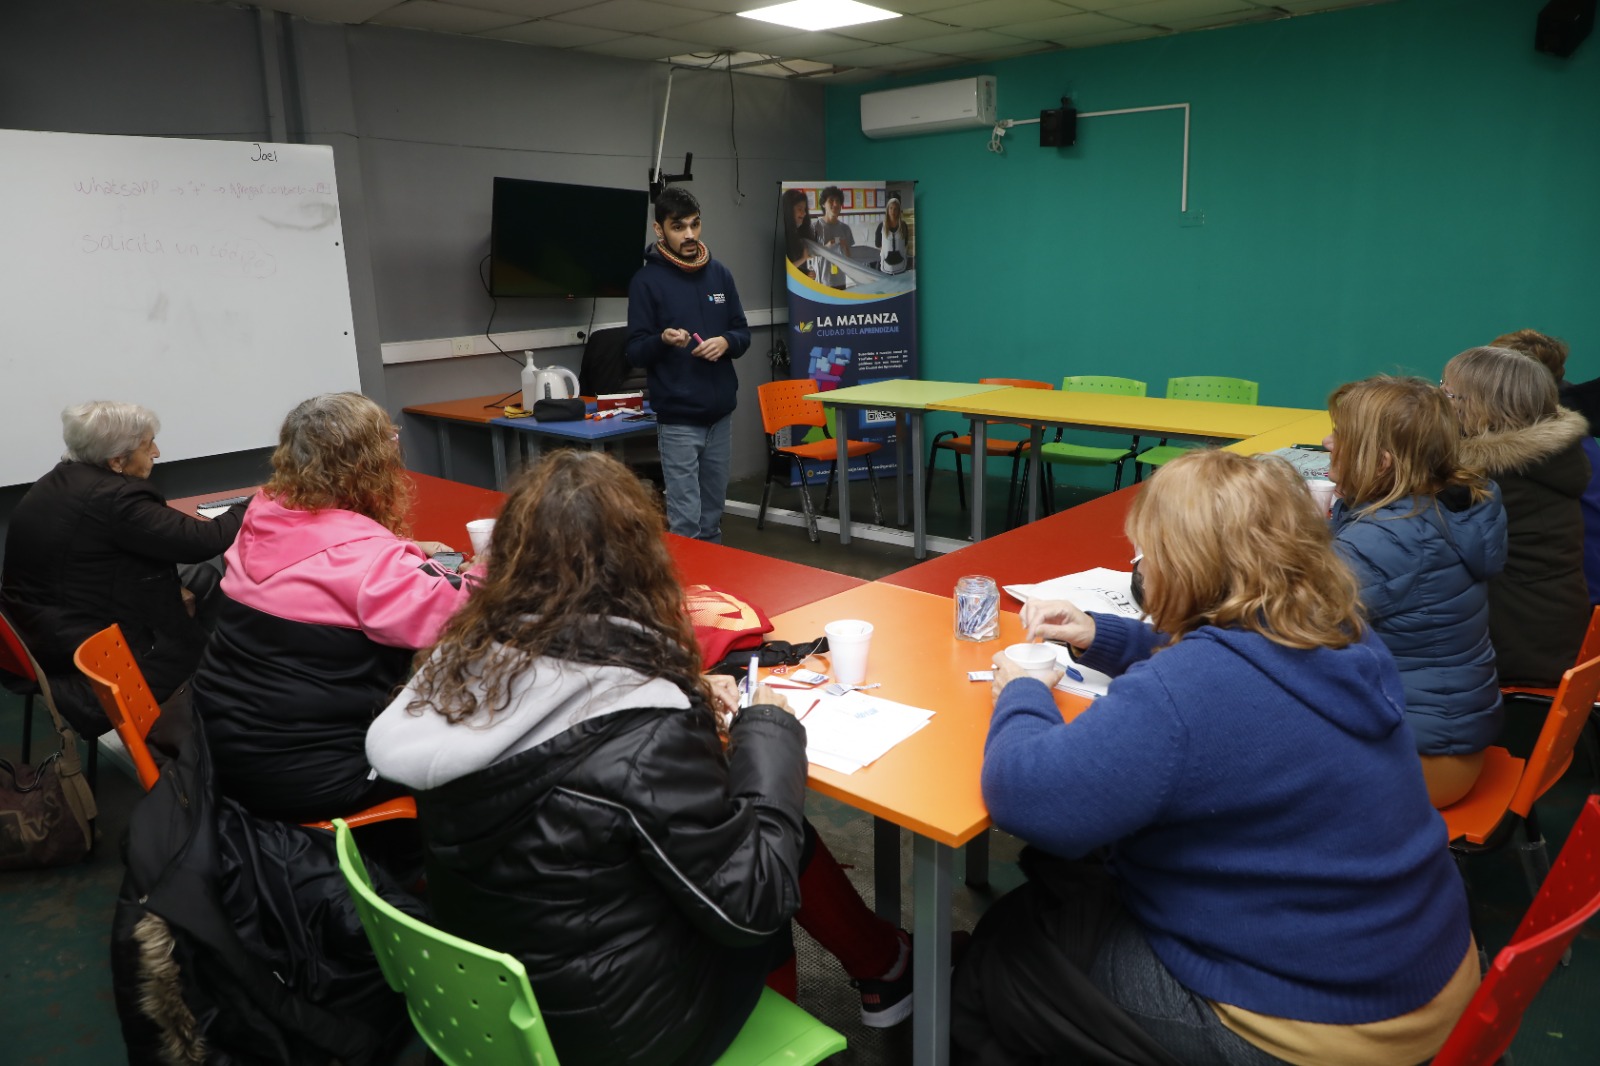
[388,427,402,443]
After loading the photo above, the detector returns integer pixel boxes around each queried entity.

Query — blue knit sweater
[983,614,1470,1024]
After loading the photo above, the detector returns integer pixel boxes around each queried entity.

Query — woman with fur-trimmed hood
[1443,346,1590,686]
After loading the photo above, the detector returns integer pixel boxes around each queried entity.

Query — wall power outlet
[450,337,475,356]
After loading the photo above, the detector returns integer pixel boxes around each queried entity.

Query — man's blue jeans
[658,414,732,542]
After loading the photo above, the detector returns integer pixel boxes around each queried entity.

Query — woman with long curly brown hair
[367,450,915,1065]
[957,449,1477,1066]
[191,392,472,823]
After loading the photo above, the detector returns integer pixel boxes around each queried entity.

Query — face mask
[1130,553,1145,611]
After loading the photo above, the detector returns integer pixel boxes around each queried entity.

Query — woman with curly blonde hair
[192,392,472,822]
[957,449,1476,1066]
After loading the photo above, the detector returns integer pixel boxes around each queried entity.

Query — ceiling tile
[452,0,594,17]
[925,0,1079,30]
[549,0,715,34]
[478,18,632,43]
[828,15,965,44]
[576,33,703,57]
[368,1,528,31]
[965,39,1059,59]
[808,43,943,65]
[1158,7,1283,30]
[668,0,759,10]
[997,11,1129,39]
[1058,23,1169,46]
[869,0,991,12]
[250,0,400,20]
[673,12,802,47]
[734,29,879,57]
[916,28,1032,55]
[1111,0,1255,25]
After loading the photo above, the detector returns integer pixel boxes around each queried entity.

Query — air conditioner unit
[859,75,997,139]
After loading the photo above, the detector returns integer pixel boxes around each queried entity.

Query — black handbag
[0,668,96,870]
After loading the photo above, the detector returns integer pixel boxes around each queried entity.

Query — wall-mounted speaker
[1040,97,1078,148]
[1536,0,1595,57]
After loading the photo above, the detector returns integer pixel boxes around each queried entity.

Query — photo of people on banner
[779,180,919,487]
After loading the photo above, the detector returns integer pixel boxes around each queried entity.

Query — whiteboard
[0,129,361,487]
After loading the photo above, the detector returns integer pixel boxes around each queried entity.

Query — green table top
[804,379,1007,410]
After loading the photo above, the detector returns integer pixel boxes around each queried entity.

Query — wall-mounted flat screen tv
[489,177,651,298]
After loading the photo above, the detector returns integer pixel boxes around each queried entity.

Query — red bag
[684,585,773,669]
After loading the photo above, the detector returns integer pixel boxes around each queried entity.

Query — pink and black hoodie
[190,495,471,822]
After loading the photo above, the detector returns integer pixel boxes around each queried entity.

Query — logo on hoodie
[708,293,726,304]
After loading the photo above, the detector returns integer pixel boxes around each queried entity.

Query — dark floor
[4,472,1599,1064]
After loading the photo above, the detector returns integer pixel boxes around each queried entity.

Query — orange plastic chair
[1439,654,1600,903]
[74,623,414,829]
[926,378,1052,520]
[756,378,883,542]
[1431,794,1600,1066]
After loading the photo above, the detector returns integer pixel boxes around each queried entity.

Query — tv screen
[489,177,651,298]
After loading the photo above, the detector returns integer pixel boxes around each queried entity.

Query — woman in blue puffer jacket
[1325,376,1508,807]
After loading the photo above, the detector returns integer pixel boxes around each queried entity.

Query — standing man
[627,187,750,542]
[814,185,853,289]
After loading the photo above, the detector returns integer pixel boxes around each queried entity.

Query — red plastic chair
[0,608,46,764]
[756,378,883,542]
[74,623,413,829]
[1431,794,1600,1066]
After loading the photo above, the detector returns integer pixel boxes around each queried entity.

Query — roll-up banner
[780,180,918,483]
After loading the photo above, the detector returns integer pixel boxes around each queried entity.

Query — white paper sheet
[196,505,233,519]
[1004,567,1143,619]
[799,691,934,775]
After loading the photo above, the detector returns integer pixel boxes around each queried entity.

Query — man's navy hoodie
[625,245,750,427]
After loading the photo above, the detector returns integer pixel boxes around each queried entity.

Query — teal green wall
[826,0,1600,440]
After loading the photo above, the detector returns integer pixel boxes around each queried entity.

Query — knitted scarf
[656,239,709,272]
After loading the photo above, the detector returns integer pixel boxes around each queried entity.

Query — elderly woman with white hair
[1,401,245,734]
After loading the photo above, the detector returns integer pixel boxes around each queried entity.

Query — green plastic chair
[332,820,847,1066]
[1134,376,1259,476]
[1033,376,1148,517]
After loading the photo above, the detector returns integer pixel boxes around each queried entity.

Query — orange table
[767,582,1085,1066]
[401,393,519,487]
[884,483,1139,602]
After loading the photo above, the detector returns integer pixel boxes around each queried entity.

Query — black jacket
[110,696,417,1065]
[1,460,241,733]
[411,702,808,1066]
[1460,407,1592,686]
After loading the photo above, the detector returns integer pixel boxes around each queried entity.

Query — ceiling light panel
[738,0,902,32]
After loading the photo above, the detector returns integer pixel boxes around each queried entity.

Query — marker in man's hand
[693,333,705,345]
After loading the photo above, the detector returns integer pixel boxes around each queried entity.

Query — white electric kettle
[521,354,581,406]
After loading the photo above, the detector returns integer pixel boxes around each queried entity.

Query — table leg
[965,830,990,888]
[437,423,454,481]
[873,817,901,926]
[895,411,909,526]
[969,419,988,543]
[911,411,928,560]
[490,426,509,490]
[1027,424,1045,524]
[912,835,954,1066]
[834,408,852,546]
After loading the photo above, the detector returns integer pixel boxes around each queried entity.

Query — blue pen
[1063,664,1085,683]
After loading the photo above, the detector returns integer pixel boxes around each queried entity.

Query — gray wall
[0,0,826,529]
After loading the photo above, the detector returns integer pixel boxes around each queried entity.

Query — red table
[664,534,864,617]
[883,483,1140,605]
[171,477,863,616]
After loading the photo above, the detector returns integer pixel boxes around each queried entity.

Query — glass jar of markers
[954,574,1000,642]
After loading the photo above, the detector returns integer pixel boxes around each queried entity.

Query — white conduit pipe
[994,102,1191,213]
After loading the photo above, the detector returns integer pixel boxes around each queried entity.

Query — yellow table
[1225,411,1333,456]
[805,380,1008,558]
[925,390,1318,539]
